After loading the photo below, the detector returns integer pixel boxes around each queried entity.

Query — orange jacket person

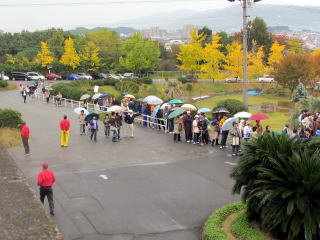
[60,115,70,147]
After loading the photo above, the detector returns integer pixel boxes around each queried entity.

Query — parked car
[10,72,31,81]
[27,72,46,80]
[66,74,81,80]
[92,73,109,79]
[123,73,134,78]
[45,73,62,80]
[109,74,121,80]
[257,75,275,82]
[1,74,9,81]
[225,76,241,83]
[78,73,93,80]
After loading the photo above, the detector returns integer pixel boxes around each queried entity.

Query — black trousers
[174,133,181,141]
[202,130,209,144]
[46,97,49,104]
[90,129,97,141]
[23,95,26,103]
[40,186,54,214]
[185,127,192,141]
[22,137,29,154]
[221,131,229,146]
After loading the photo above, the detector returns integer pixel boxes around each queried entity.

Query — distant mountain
[111,4,320,32]
[69,26,137,35]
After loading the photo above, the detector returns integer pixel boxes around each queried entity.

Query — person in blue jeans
[89,116,98,141]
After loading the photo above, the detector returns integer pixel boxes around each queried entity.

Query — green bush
[121,77,152,85]
[274,88,286,97]
[203,201,246,240]
[186,83,193,92]
[115,81,139,94]
[0,109,23,128]
[178,77,188,84]
[50,83,86,100]
[231,133,320,240]
[215,99,248,115]
[0,81,8,88]
[232,211,267,240]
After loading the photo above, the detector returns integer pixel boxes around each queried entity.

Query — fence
[34,92,168,132]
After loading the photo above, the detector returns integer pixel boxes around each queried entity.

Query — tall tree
[80,41,101,73]
[120,32,160,75]
[177,28,205,81]
[249,46,267,78]
[200,33,225,81]
[267,41,286,74]
[247,17,273,57]
[217,31,233,55]
[198,26,212,47]
[34,41,55,69]
[274,54,312,93]
[60,37,80,70]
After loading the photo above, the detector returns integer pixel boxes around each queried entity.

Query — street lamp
[227,0,262,107]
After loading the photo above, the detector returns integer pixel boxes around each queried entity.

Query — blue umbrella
[30,81,37,86]
[168,99,184,105]
[152,105,161,118]
[197,108,212,113]
[221,117,239,131]
[99,94,109,98]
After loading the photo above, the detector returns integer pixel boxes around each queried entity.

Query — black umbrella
[85,113,100,123]
[212,107,230,114]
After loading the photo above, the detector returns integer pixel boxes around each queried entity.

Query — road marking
[99,174,109,180]
[225,161,237,166]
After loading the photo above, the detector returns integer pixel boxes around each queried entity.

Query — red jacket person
[37,163,55,215]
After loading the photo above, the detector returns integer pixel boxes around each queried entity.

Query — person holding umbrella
[89,115,99,141]
[109,112,118,142]
[230,121,241,156]
[184,111,193,143]
[211,117,220,147]
[60,115,70,147]
[78,110,87,135]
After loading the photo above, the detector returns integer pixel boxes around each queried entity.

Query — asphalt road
[0,90,239,240]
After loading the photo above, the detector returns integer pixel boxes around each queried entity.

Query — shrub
[186,83,193,92]
[215,99,248,115]
[50,83,86,100]
[292,83,308,102]
[0,109,23,128]
[231,133,320,240]
[0,80,8,88]
[232,211,266,240]
[275,88,286,97]
[140,77,152,84]
[203,201,246,240]
[115,81,139,94]
[178,77,188,84]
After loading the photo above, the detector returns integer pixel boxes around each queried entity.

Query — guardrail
[34,92,168,132]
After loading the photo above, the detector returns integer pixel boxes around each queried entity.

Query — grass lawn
[0,128,22,148]
[99,86,121,97]
[0,82,17,92]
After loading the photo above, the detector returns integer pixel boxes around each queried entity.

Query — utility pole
[242,0,248,107]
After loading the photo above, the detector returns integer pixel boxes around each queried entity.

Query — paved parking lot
[0,90,239,240]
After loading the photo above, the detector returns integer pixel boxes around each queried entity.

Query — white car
[258,75,275,82]
[27,72,46,80]
[1,75,9,81]
[78,73,93,80]
[109,74,121,80]
[123,73,134,78]
[225,77,241,83]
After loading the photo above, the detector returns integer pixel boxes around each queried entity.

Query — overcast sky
[1,0,320,32]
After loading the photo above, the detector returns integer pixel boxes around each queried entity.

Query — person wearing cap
[124,110,136,137]
[21,121,30,155]
[192,115,200,144]
[60,115,70,147]
[37,163,55,216]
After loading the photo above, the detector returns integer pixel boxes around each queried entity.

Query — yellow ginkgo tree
[177,28,205,82]
[249,46,267,79]
[268,41,285,74]
[60,37,80,70]
[200,33,225,81]
[34,41,55,68]
[80,41,101,73]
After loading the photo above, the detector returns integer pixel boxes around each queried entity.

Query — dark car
[92,73,109,80]
[10,72,31,81]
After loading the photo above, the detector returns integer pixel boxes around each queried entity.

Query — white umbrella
[80,94,91,101]
[160,103,170,109]
[92,93,102,100]
[234,112,252,119]
[73,107,89,115]
[181,104,197,111]
[143,96,163,105]
[222,117,240,131]
[107,105,123,113]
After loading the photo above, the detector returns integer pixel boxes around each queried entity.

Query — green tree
[292,82,308,102]
[198,26,212,47]
[287,38,304,55]
[120,32,160,76]
[247,17,273,57]
[217,31,233,55]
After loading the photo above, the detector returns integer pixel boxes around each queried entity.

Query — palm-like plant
[231,133,320,240]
